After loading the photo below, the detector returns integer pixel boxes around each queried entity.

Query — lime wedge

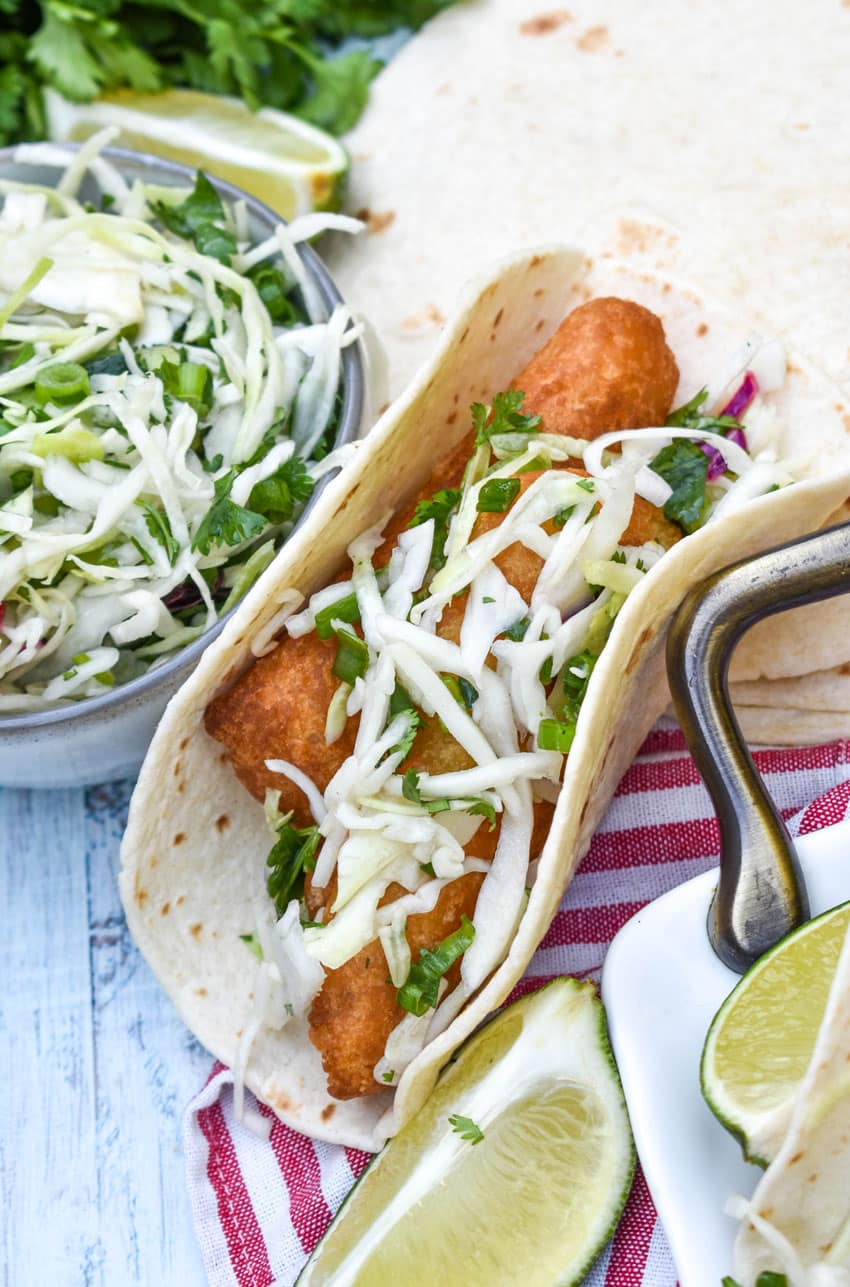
[702,899,850,1166]
[298,979,635,1287]
[44,88,349,219]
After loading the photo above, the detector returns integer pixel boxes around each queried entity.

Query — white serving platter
[601,818,850,1286]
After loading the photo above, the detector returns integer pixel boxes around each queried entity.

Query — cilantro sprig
[0,3,460,146]
[266,814,321,917]
[448,1114,485,1144]
[471,389,541,447]
[397,915,475,1016]
[409,487,461,571]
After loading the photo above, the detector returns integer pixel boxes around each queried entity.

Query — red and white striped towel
[183,720,850,1287]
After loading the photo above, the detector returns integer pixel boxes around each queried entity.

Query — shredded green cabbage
[0,135,360,710]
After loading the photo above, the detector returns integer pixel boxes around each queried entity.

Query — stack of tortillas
[322,0,850,746]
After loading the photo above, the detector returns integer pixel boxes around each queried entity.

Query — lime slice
[298,979,635,1287]
[702,899,850,1166]
[44,88,348,219]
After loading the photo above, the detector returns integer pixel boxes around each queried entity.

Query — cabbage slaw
[0,131,362,712]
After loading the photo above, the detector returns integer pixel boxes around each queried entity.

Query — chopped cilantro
[192,471,266,555]
[576,478,596,492]
[247,455,314,526]
[397,915,475,1016]
[649,439,710,533]
[503,616,530,642]
[409,486,461,571]
[382,1070,396,1084]
[476,476,520,513]
[266,816,321,917]
[140,500,180,564]
[448,1114,485,1145]
[151,173,236,265]
[666,388,744,437]
[471,389,541,447]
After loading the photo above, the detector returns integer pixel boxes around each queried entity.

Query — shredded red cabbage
[701,442,728,481]
[721,371,759,422]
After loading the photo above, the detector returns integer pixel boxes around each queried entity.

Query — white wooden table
[2,778,210,1286]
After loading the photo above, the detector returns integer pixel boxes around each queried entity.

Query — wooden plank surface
[1,779,210,1287]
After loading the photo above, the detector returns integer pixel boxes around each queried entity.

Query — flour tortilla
[733,919,850,1282]
[120,248,850,1150]
[324,0,850,685]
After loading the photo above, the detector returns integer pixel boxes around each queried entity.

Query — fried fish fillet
[204,295,680,1099]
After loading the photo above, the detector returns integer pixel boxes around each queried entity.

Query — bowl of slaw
[0,137,364,787]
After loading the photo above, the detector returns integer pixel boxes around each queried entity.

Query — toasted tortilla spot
[161,902,170,916]
[215,814,230,833]
[173,759,181,778]
[190,923,202,938]
[149,857,158,869]
[447,411,457,425]
[321,1104,336,1122]
[136,887,148,907]
[176,895,185,906]
[493,307,504,327]
[195,987,208,997]
[520,10,572,35]
[697,322,709,336]
[355,208,396,235]
[577,24,610,52]
[173,832,186,846]
[788,1151,804,1164]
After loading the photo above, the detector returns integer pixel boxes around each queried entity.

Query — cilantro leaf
[390,709,422,762]
[397,915,475,1016]
[650,440,710,533]
[448,1114,485,1145]
[266,816,321,917]
[472,389,541,447]
[666,388,743,437]
[293,46,381,135]
[151,173,236,265]
[409,487,461,571]
[248,455,314,525]
[192,471,266,555]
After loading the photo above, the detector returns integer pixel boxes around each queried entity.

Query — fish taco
[120,247,850,1149]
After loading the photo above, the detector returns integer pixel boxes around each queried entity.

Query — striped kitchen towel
[183,720,850,1286]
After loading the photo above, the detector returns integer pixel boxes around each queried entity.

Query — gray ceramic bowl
[0,143,363,788]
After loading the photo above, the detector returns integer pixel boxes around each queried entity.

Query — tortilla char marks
[520,10,572,35]
[400,304,446,333]
[321,1104,336,1122]
[355,207,396,235]
[189,923,203,940]
[625,626,655,674]
[576,24,611,52]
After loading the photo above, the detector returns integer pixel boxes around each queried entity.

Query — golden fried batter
[514,296,680,437]
[307,872,484,1100]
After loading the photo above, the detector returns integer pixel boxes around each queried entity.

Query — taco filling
[203,295,791,1110]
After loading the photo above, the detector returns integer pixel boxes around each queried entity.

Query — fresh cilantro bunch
[0,0,459,146]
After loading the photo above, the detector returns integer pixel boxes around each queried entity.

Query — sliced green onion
[34,362,91,405]
[159,359,213,417]
[397,915,476,1016]
[537,718,576,753]
[476,477,521,513]
[389,682,416,717]
[332,627,369,685]
[315,591,360,639]
[31,425,104,462]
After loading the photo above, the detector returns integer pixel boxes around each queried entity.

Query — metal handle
[667,521,850,973]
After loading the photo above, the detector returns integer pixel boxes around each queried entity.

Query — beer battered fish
[205,295,681,1100]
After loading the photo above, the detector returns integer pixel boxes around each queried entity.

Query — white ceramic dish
[601,818,850,1287]
[0,144,363,789]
